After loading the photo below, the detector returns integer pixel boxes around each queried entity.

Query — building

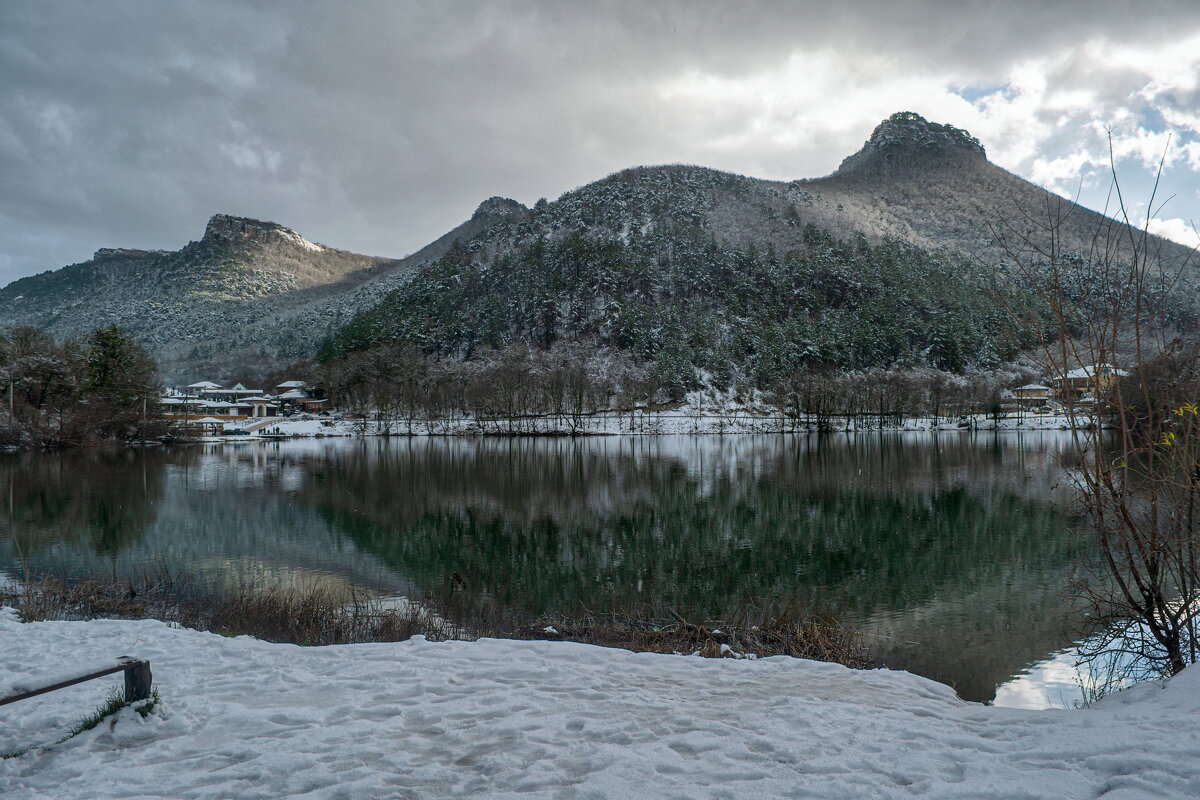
[203,400,253,417]
[180,381,265,402]
[1012,384,1052,405]
[165,380,280,423]
[243,396,281,418]
[1055,364,1127,402]
[276,387,329,413]
[163,378,326,423]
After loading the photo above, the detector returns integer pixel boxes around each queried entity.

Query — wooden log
[0,657,151,707]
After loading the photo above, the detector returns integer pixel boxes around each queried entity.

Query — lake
[1,433,1097,707]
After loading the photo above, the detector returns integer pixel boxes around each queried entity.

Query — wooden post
[122,658,152,703]
[1,658,152,707]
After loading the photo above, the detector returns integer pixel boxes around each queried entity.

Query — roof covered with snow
[1063,364,1128,379]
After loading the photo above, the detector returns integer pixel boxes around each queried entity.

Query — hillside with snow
[2,112,1195,382]
[0,204,529,382]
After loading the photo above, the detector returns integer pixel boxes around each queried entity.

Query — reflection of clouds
[993,650,1084,710]
[994,624,1165,710]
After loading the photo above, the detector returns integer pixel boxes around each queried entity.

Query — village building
[271,380,329,412]
[1011,383,1052,405]
[180,381,266,402]
[202,400,253,417]
[243,396,281,418]
[188,416,228,435]
[161,378,325,427]
[276,387,329,413]
[1055,363,1127,402]
[160,396,255,418]
[184,380,222,392]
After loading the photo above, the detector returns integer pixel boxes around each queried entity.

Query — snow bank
[3,613,1199,798]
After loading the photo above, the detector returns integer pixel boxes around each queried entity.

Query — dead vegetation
[3,575,869,668]
[512,606,870,666]
[5,575,454,646]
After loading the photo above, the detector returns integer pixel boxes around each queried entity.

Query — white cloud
[653,50,969,176]
[1146,216,1200,249]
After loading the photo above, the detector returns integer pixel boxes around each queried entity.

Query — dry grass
[4,575,458,646]
[512,606,870,667]
[3,575,869,669]
[201,585,453,646]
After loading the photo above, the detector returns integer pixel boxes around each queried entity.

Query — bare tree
[996,136,1200,681]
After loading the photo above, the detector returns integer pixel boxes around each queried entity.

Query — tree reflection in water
[1,434,1090,702]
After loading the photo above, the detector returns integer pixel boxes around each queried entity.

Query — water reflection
[3,449,162,559]
[994,650,1086,709]
[1,433,1091,704]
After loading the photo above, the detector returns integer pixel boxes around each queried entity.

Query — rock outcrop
[836,111,987,176]
[202,214,326,253]
[92,248,165,261]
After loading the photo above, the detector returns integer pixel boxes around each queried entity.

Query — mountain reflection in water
[2,433,1090,704]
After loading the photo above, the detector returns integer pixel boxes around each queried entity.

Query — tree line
[315,338,1038,432]
[0,325,163,448]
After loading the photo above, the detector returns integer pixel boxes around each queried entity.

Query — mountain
[0,202,529,381]
[322,113,1198,389]
[2,112,1194,382]
[455,111,1193,271]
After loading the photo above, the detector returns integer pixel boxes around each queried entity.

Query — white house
[243,396,281,418]
[178,381,266,402]
[1012,383,1052,404]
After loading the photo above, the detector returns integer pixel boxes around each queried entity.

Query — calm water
[1,434,1096,705]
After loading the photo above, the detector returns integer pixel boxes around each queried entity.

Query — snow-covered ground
[4,610,1199,799]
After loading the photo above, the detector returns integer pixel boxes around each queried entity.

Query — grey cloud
[1,0,1199,285]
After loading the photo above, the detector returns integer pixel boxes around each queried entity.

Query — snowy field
[3,610,1199,799]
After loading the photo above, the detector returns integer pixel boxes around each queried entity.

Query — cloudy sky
[2,0,1199,286]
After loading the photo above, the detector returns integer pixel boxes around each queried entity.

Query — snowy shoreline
[3,610,1198,799]
[190,409,1090,443]
[0,410,1095,452]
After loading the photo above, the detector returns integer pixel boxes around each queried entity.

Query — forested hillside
[0,203,530,382]
[321,224,1044,395]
